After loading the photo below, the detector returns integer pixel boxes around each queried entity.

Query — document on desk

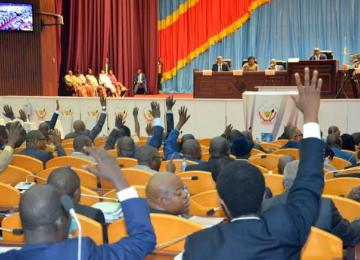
[188,216,224,227]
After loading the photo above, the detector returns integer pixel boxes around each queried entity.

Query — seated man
[281,126,303,149]
[38,100,60,142]
[116,136,136,158]
[183,68,324,259]
[47,167,107,242]
[0,122,22,172]
[242,56,259,72]
[71,135,96,162]
[133,145,162,175]
[277,155,294,175]
[309,48,327,61]
[328,125,341,136]
[1,148,156,259]
[19,130,65,166]
[98,70,117,97]
[230,133,253,160]
[262,160,360,248]
[64,97,107,141]
[211,56,230,72]
[146,173,190,218]
[133,69,148,94]
[327,133,356,165]
[63,70,77,96]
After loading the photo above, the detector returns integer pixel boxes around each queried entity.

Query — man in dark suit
[262,160,360,248]
[1,148,156,259]
[19,130,65,166]
[133,69,147,94]
[281,125,302,149]
[38,100,60,141]
[212,56,230,72]
[183,68,324,259]
[309,48,327,61]
[47,167,108,242]
[64,97,107,141]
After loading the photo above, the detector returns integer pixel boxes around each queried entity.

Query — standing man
[157,58,163,93]
[212,56,229,72]
[309,48,327,61]
[133,69,148,94]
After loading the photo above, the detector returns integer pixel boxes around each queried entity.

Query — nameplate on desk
[202,70,213,76]
[265,70,276,76]
[355,68,360,75]
[232,70,243,76]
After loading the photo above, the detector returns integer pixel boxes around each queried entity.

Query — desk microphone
[181,176,199,181]
[0,227,23,235]
[61,195,82,260]
[206,207,221,216]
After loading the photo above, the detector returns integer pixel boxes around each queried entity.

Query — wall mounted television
[0,3,33,31]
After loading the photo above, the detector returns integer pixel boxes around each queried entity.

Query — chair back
[259,142,281,152]
[272,148,300,160]
[115,157,138,168]
[197,138,211,147]
[2,213,24,242]
[80,186,100,206]
[0,165,33,185]
[103,185,146,200]
[249,154,281,172]
[189,190,225,217]
[323,194,360,222]
[263,174,284,196]
[61,138,74,148]
[108,213,204,251]
[337,167,360,176]
[159,159,198,173]
[64,147,74,155]
[11,154,43,174]
[177,171,215,195]
[45,156,94,169]
[100,168,153,189]
[107,149,118,157]
[0,182,20,207]
[94,137,106,148]
[301,227,343,259]
[250,148,264,157]
[76,214,103,245]
[323,177,360,197]
[330,156,352,170]
[271,139,288,147]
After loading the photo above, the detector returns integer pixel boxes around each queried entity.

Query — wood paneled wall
[0,0,58,96]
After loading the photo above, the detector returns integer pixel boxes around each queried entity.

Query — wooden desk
[193,71,288,99]
[287,60,338,98]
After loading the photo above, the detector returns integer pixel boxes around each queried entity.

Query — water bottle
[181,157,187,172]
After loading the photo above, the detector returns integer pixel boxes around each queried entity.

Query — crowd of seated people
[63,68,128,97]
[1,68,360,258]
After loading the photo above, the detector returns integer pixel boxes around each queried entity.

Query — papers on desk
[188,216,224,228]
[174,251,184,260]
[92,202,123,223]
[202,70,213,76]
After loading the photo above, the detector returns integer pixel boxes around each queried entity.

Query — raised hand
[7,122,22,148]
[133,107,139,118]
[166,96,176,111]
[115,112,126,129]
[175,106,191,131]
[100,96,107,109]
[223,124,233,139]
[48,129,62,145]
[166,159,176,173]
[146,123,154,136]
[3,105,15,120]
[19,109,27,122]
[56,100,60,111]
[291,67,322,123]
[84,147,129,191]
[150,101,160,118]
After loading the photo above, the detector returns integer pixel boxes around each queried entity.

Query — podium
[243,91,302,142]
[287,60,338,98]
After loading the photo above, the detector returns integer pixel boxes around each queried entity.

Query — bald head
[327,133,342,148]
[209,136,229,158]
[117,136,135,157]
[146,173,189,215]
[47,167,81,203]
[181,139,201,160]
[38,122,50,138]
[73,120,86,132]
[20,184,70,243]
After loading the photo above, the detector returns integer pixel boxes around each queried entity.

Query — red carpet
[132,93,193,99]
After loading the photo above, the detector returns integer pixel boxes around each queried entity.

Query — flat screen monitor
[0,3,33,31]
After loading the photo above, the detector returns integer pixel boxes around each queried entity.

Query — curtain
[160,0,360,93]
[59,0,157,95]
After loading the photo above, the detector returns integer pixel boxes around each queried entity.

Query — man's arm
[48,100,60,130]
[147,102,164,149]
[165,96,176,136]
[104,113,125,150]
[0,122,22,171]
[89,97,107,141]
[0,146,13,172]
[49,129,66,156]
[85,148,156,258]
[164,129,181,160]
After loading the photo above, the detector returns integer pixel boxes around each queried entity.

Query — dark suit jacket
[183,138,324,260]
[1,198,156,260]
[262,192,360,248]
[48,112,59,130]
[309,54,327,60]
[133,73,147,87]
[281,140,300,149]
[212,63,229,72]
[19,145,65,166]
[75,204,108,243]
[64,111,106,141]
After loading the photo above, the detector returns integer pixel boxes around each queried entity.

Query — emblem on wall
[258,103,277,125]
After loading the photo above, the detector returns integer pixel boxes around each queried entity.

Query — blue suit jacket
[281,140,300,149]
[19,145,65,166]
[64,112,106,141]
[1,198,156,260]
[331,147,357,166]
[183,138,324,259]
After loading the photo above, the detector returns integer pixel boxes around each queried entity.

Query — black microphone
[60,195,74,213]
[181,176,199,180]
[0,227,23,235]
[206,207,221,216]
